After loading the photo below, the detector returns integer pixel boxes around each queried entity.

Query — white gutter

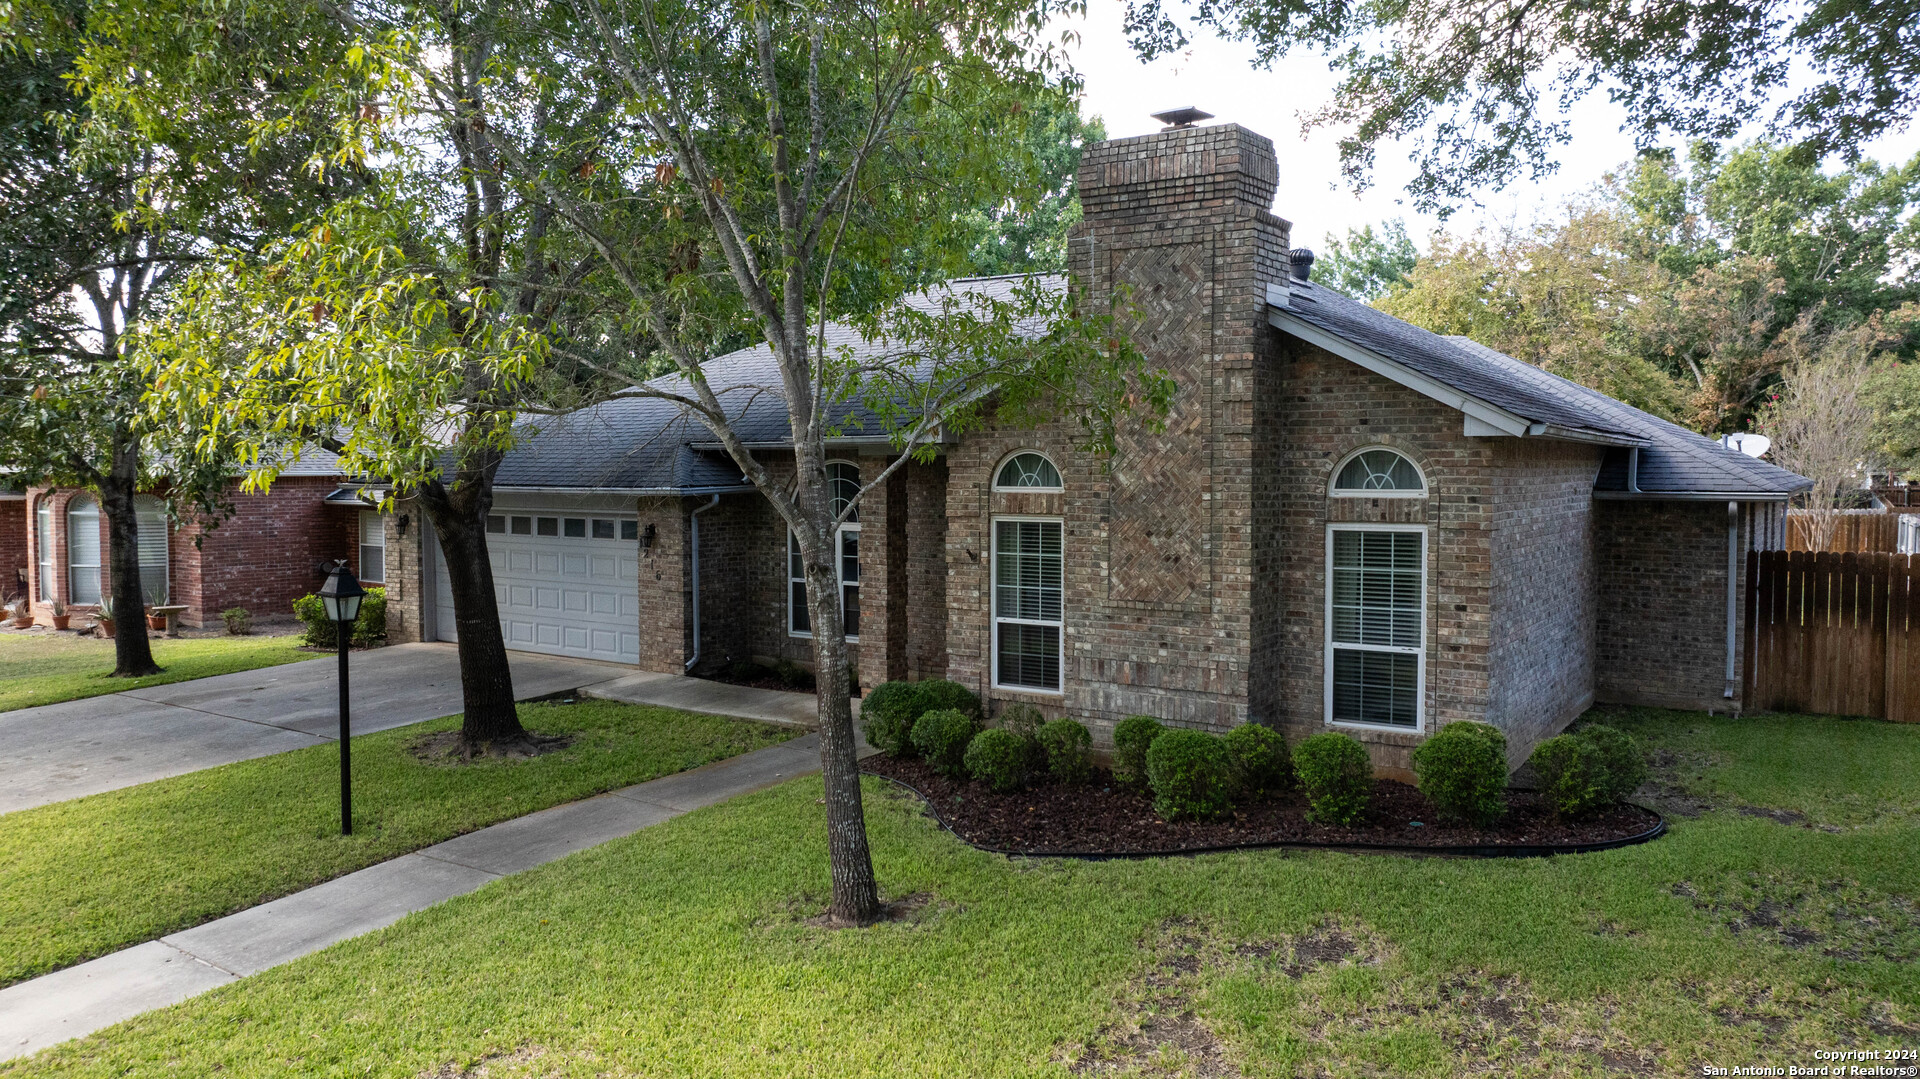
[1726,501,1740,701]
[492,484,753,496]
[685,494,722,672]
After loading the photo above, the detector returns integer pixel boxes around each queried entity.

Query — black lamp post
[318,561,366,836]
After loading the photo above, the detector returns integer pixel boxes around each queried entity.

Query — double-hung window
[66,496,101,605]
[359,511,386,584]
[133,495,169,604]
[789,462,861,640]
[1326,525,1425,729]
[993,518,1064,692]
[35,498,53,603]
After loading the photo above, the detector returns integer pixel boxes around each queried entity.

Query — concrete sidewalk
[0,644,635,814]
[581,671,823,727]
[0,730,870,1062]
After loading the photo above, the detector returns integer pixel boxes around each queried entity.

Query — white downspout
[1725,500,1740,700]
[685,494,721,672]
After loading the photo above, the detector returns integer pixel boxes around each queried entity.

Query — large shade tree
[0,1,320,675]
[1122,0,1920,211]
[123,0,1159,923]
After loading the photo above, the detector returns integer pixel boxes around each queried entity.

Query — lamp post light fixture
[318,561,366,836]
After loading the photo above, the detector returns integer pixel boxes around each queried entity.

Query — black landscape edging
[862,770,1667,861]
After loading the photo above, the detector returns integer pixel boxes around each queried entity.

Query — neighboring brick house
[382,118,1808,773]
[10,454,390,629]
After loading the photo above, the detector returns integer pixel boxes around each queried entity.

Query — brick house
[7,453,391,629]
[381,118,1808,773]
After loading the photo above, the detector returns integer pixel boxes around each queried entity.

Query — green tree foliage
[96,0,1158,926]
[953,99,1106,276]
[1315,219,1415,301]
[1121,0,1920,213]
[0,0,320,676]
[1375,143,1920,433]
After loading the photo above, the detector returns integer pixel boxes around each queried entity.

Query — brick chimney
[1062,114,1292,732]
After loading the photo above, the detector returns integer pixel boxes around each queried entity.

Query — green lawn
[7,705,1918,1077]
[0,631,311,712]
[0,699,795,988]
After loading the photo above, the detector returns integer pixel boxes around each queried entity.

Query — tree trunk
[98,443,159,678]
[797,498,881,926]
[418,482,525,745]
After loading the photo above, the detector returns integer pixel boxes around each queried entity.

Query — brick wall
[0,500,25,603]
[1595,499,1749,711]
[1485,439,1604,764]
[22,486,175,622]
[176,477,352,626]
[385,496,426,644]
[1265,338,1496,778]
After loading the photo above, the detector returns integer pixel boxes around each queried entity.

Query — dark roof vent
[1150,106,1214,130]
[1289,248,1315,282]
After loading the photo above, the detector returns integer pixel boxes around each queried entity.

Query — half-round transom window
[1332,449,1424,495]
[994,452,1062,491]
[828,461,861,521]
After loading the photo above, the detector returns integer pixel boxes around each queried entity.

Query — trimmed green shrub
[293,587,386,648]
[1530,735,1612,819]
[1410,722,1509,825]
[1035,718,1093,784]
[965,729,1029,792]
[911,708,980,779]
[1221,723,1291,799]
[997,703,1045,740]
[220,607,253,636]
[1294,732,1373,825]
[859,680,923,756]
[1146,729,1234,821]
[1575,724,1648,802]
[915,680,984,724]
[1112,715,1166,789]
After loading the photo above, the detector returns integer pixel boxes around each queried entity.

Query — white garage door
[432,509,641,664]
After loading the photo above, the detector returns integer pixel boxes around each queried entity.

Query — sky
[1057,2,1920,253]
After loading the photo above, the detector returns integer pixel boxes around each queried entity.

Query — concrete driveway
[0,643,637,814]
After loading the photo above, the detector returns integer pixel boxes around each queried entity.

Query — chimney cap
[1150,106,1214,129]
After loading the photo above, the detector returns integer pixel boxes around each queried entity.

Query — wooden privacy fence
[1745,550,1920,721]
[1785,510,1898,553]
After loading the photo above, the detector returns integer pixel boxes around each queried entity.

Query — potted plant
[96,597,115,638]
[146,605,167,631]
[7,600,33,629]
[50,601,70,632]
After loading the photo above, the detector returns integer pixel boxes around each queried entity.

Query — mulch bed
[862,754,1663,857]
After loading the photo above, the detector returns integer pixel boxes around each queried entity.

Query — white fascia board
[1268,308,1530,435]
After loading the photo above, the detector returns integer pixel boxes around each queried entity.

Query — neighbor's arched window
[994,452,1063,491]
[66,495,102,605]
[1331,448,1425,496]
[791,462,864,640]
[133,495,169,604]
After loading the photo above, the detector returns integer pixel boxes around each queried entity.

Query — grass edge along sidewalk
[0,698,796,988]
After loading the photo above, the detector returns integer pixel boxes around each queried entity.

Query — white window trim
[35,499,54,603]
[133,495,169,605]
[67,496,102,606]
[359,510,387,584]
[990,514,1066,695]
[1323,522,1428,733]
[991,451,1065,493]
[787,523,861,643]
[1328,446,1428,498]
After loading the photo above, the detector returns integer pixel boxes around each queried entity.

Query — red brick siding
[173,477,352,626]
[1,500,26,603]
[1595,499,1751,711]
[1485,439,1604,763]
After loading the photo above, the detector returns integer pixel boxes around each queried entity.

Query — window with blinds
[1326,526,1425,729]
[66,496,101,605]
[134,496,168,604]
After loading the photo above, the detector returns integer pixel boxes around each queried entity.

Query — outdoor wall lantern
[641,523,657,550]
[318,561,366,836]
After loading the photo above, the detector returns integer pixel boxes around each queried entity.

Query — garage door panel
[432,511,640,664]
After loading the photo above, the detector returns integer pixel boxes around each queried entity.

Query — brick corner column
[636,496,692,673]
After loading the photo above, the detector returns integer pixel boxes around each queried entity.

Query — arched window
[1331,448,1425,496]
[35,497,54,603]
[790,462,863,640]
[994,452,1063,491]
[828,461,861,522]
[66,496,101,605]
[134,495,169,604]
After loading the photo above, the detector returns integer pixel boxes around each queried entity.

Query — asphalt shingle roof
[495,274,1057,492]
[1275,280,1810,499]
